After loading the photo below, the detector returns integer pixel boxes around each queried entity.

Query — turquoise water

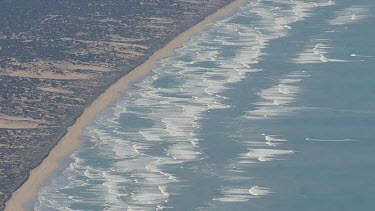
[32,0,375,210]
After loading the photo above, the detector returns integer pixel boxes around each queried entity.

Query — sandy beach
[5,0,244,210]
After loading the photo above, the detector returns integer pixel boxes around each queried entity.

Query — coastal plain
[0,0,235,209]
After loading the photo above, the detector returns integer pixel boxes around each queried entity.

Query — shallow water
[32,0,375,210]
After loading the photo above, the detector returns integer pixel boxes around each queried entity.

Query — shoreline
[5,0,244,210]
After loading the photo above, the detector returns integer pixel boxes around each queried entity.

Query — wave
[246,148,294,162]
[330,5,369,25]
[297,43,330,64]
[264,134,287,146]
[214,188,254,202]
[248,186,272,196]
[306,138,359,142]
[34,0,340,209]
[245,71,308,119]
[295,42,349,64]
[213,186,272,203]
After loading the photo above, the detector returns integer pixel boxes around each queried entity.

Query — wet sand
[5,0,244,210]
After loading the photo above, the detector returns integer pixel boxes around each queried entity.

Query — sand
[0,115,47,129]
[5,0,245,210]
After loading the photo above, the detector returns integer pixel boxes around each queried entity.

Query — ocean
[31,0,375,210]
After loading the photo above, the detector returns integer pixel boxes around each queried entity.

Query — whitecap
[306,138,359,142]
[330,6,369,25]
[249,186,272,196]
[245,148,294,162]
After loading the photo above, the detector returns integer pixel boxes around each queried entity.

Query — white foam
[246,71,307,119]
[264,134,287,146]
[279,78,303,84]
[138,129,163,142]
[130,189,166,204]
[158,186,169,200]
[330,6,369,25]
[214,197,249,202]
[245,148,294,162]
[249,186,272,196]
[102,172,129,208]
[156,205,173,211]
[295,43,330,64]
[113,140,138,158]
[350,54,375,58]
[214,185,272,203]
[36,0,339,209]
[167,143,201,161]
[214,188,252,202]
[306,138,359,142]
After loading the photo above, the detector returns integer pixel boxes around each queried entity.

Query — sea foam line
[306,138,359,142]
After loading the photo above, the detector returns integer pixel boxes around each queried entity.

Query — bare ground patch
[0,115,47,129]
